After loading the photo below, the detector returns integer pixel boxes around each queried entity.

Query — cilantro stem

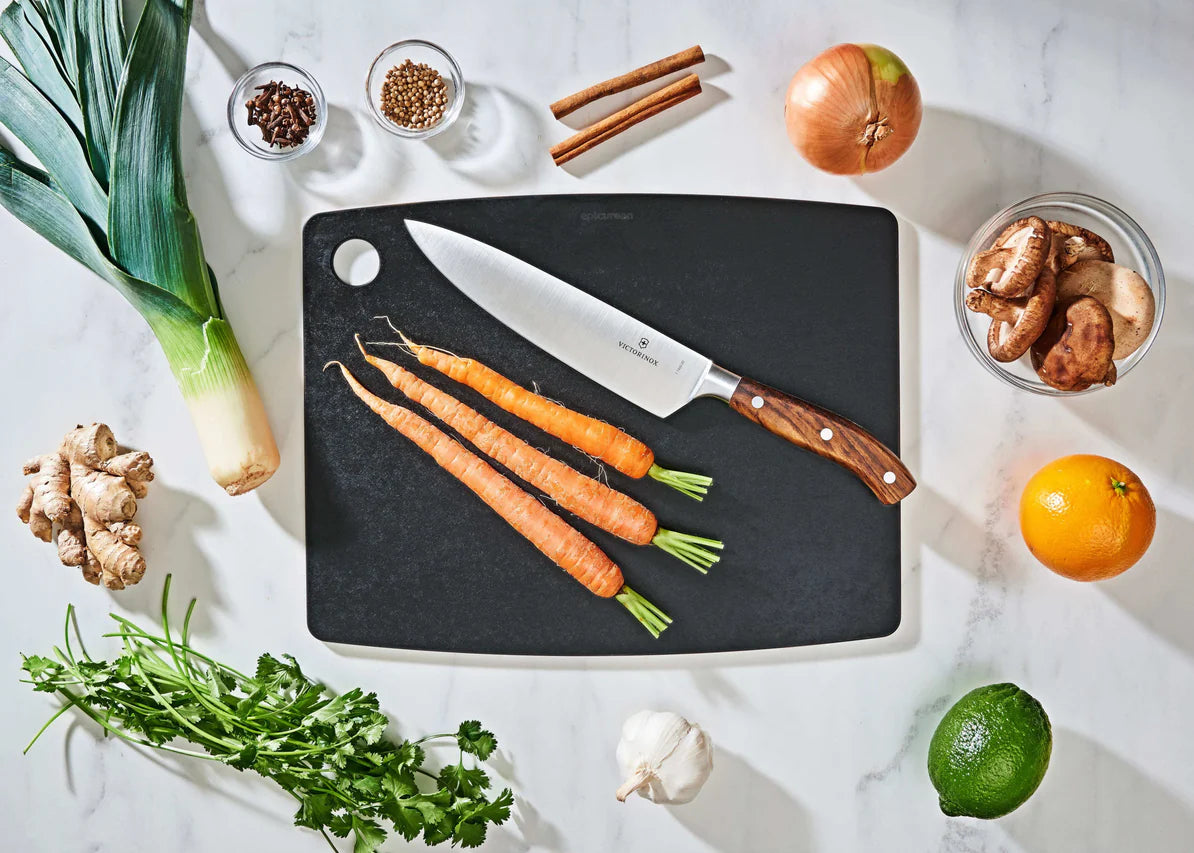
[29,688,221,762]
[414,733,457,744]
[124,651,240,752]
[102,623,254,682]
[62,605,77,666]
[22,699,73,754]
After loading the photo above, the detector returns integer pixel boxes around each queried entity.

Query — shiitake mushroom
[1030,296,1118,392]
[966,216,1051,298]
[966,268,1057,362]
[1045,221,1114,273]
[1056,260,1155,359]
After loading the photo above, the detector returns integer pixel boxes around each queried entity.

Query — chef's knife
[405,220,916,504]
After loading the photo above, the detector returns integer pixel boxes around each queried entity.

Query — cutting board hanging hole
[333,238,381,287]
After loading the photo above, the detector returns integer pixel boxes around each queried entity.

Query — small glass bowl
[365,40,465,140]
[955,192,1165,396]
[227,62,327,161]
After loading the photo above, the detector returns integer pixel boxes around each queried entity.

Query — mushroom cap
[1056,260,1155,359]
[969,268,1057,362]
[966,216,1050,298]
[1046,221,1114,273]
[1030,296,1118,391]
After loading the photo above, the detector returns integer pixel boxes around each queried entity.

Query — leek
[0,0,278,494]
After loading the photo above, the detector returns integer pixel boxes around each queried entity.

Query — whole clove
[245,80,317,149]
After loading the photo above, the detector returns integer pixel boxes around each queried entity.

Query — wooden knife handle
[728,376,916,504]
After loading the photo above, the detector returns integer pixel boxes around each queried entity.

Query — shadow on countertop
[111,479,224,632]
[1063,272,1194,658]
[192,0,250,80]
[1062,272,1193,460]
[1098,506,1194,659]
[557,83,729,179]
[669,746,811,853]
[1002,728,1194,852]
[480,794,567,853]
[427,84,545,187]
[554,53,732,133]
[852,107,1106,246]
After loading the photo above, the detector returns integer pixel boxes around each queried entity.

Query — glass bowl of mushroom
[365,40,465,140]
[955,192,1165,396]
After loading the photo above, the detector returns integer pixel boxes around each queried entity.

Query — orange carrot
[326,361,671,636]
[387,328,713,501]
[356,337,722,572]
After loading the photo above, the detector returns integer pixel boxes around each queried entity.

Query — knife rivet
[751,396,764,409]
[820,428,833,441]
[883,471,897,484]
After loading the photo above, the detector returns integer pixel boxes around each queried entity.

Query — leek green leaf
[30,0,76,87]
[0,55,107,229]
[72,0,124,185]
[0,145,255,403]
[15,0,72,86]
[0,145,205,354]
[0,3,84,136]
[109,0,216,317]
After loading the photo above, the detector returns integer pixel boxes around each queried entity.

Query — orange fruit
[1019,454,1155,581]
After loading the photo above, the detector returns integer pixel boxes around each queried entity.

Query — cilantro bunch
[20,576,512,851]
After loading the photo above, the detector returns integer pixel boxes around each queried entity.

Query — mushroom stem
[965,290,1022,323]
[967,268,1057,363]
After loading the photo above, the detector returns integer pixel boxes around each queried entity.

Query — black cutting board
[303,194,902,655]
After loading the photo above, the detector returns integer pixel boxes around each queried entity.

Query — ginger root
[16,424,154,589]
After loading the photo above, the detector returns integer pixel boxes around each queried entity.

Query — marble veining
[2,1,1192,851]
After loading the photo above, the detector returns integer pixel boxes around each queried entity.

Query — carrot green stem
[647,463,712,501]
[651,528,724,573]
[615,586,673,638]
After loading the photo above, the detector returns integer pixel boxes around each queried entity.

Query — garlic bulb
[615,710,713,804]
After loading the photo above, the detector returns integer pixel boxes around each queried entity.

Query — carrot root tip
[648,463,713,501]
[616,586,672,638]
[652,528,724,573]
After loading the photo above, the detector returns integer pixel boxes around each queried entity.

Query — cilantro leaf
[328,813,354,838]
[456,720,498,760]
[351,774,382,797]
[472,788,514,826]
[21,655,60,680]
[351,816,387,853]
[439,763,490,798]
[381,766,418,798]
[294,794,334,830]
[382,802,424,841]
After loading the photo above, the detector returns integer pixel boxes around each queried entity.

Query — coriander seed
[380,58,449,130]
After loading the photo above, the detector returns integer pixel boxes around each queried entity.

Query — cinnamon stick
[550,73,702,166]
[550,45,704,119]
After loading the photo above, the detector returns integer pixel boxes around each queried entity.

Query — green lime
[927,683,1052,819]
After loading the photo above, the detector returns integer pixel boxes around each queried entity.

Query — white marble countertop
[3,1,1192,850]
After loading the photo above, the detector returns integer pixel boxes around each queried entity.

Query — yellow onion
[785,43,922,175]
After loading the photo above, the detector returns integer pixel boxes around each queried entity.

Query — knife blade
[405,219,916,504]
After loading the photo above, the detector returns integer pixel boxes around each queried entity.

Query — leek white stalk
[165,319,279,495]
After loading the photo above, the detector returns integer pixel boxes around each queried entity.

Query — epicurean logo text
[618,339,658,366]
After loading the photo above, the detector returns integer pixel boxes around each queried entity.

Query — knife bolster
[695,363,743,402]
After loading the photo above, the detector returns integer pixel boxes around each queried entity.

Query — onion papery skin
[785,43,922,175]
